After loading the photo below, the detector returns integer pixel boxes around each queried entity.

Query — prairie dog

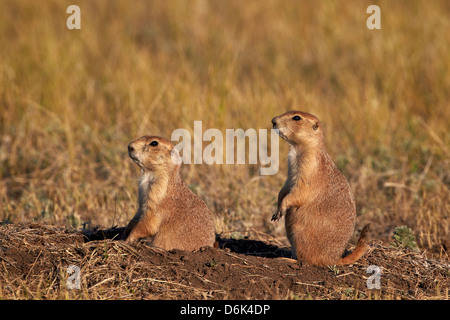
[271,111,370,266]
[122,136,216,251]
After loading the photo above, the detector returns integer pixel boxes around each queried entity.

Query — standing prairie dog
[122,136,216,251]
[271,111,370,266]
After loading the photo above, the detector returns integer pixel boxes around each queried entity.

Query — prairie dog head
[127,136,181,173]
[271,111,324,148]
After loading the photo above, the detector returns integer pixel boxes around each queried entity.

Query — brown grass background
[0,0,449,251]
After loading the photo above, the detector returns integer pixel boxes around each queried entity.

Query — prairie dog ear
[170,147,182,165]
[312,122,319,131]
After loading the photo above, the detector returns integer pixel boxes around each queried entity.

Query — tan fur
[122,136,216,251]
[271,111,370,266]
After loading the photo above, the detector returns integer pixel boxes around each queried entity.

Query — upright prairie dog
[271,111,370,266]
[122,136,216,251]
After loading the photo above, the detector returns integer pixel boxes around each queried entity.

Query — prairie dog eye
[149,141,158,146]
[292,115,302,121]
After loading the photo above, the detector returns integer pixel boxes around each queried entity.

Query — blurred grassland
[0,0,449,250]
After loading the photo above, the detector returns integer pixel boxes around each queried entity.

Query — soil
[0,223,448,300]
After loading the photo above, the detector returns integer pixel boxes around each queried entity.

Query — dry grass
[0,0,449,299]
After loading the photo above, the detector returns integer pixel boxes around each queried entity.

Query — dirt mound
[0,223,448,300]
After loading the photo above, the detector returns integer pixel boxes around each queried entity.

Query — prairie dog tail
[336,224,371,265]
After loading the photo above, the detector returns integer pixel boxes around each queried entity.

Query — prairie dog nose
[271,117,277,128]
[128,144,134,153]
